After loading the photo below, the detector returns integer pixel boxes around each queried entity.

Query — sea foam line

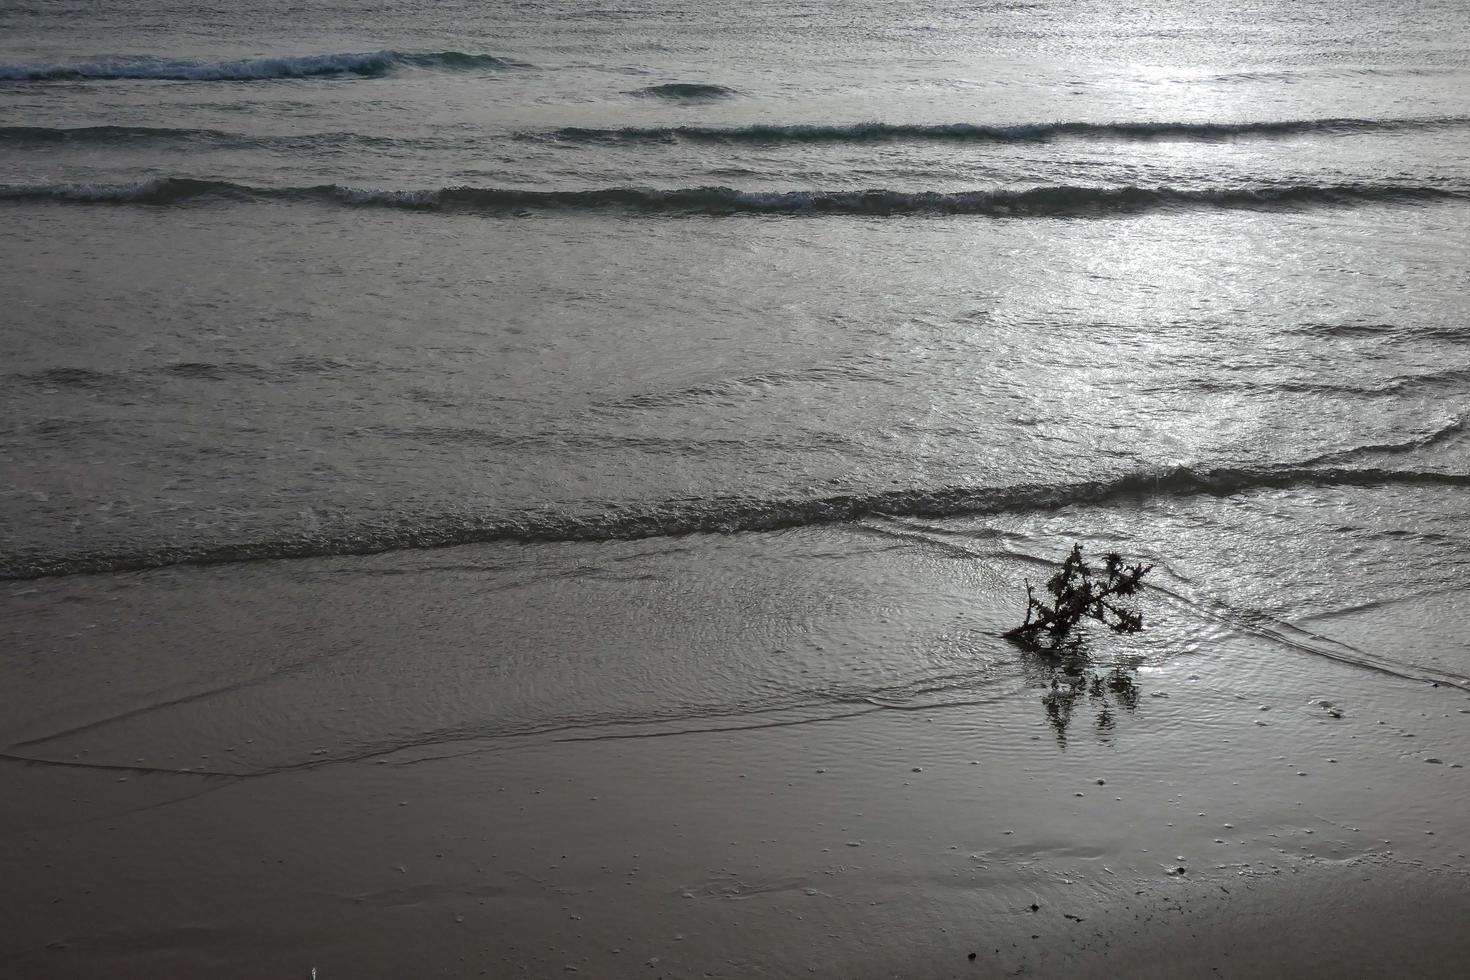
[0,177,1463,216]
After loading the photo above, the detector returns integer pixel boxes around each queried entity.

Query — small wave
[1288,321,1470,347]
[365,423,851,454]
[0,124,235,145]
[281,355,359,375]
[16,366,132,389]
[12,357,363,391]
[2,417,122,443]
[5,464,1468,580]
[1384,366,1470,394]
[1420,327,1470,343]
[160,361,274,381]
[2,177,1462,217]
[599,365,897,410]
[0,177,257,203]
[1185,368,1470,398]
[1210,66,1469,84]
[632,82,738,101]
[1184,377,1392,398]
[0,50,526,82]
[530,116,1470,145]
[0,124,417,152]
[1288,321,1404,338]
[1302,413,1467,466]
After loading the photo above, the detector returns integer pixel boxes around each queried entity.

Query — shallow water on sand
[5,484,1467,778]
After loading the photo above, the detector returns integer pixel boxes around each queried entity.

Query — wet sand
[3,536,1469,978]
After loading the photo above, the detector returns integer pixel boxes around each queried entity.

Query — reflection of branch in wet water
[1107,665,1140,710]
[1024,635,1143,746]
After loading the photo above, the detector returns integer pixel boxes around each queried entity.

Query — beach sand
[3,528,1469,978]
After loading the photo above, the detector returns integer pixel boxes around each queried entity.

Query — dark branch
[1005,544,1152,649]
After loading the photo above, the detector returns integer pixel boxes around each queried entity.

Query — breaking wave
[529,116,1470,145]
[4,464,1467,580]
[0,50,526,82]
[1,177,1462,216]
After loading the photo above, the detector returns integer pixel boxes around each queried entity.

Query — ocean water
[3,0,1469,766]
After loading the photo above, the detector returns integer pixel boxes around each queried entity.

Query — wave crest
[531,116,1470,145]
[0,50,525,82]
[2,177,1462,216]
[4,465,1467,580]
[0,125,420,152]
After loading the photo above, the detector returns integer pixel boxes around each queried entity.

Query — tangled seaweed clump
[1005,544,1152,650]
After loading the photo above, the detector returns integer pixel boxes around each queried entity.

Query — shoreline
[4,572,1469,977]
[3,525,1468,978]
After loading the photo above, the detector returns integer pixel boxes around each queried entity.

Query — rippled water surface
[2,1,1468,758]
